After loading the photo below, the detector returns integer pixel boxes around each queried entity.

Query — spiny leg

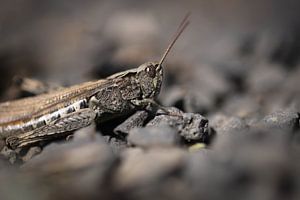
[6,108,96,149]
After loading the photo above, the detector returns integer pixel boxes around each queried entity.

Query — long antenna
[159,13,190,66]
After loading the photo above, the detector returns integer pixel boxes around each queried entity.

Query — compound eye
[145,65,156,78]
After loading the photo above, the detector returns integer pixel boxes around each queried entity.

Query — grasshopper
[0,14,190,149]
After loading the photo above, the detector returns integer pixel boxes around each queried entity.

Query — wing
[0,79,112,126]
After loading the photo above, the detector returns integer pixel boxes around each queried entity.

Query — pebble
[261,110,299,132]
[103,136,128,154]
[114,147,186,191]
[22,134,115,173]
[22,134,117,199]
[147,107,210,142]
[0,146,17,164]
[128,125,179,148]
[114,110,149,135]
[209,114,248,135]
[221,95,263,119]
[21,146,42,162]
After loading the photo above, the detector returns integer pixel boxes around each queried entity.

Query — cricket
[0,14,190,149]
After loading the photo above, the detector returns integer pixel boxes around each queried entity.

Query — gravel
[0,1,300,200]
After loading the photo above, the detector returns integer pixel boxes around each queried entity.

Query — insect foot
[6,136,20,150]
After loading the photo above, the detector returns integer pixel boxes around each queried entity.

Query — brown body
[0,62,164,148]
[0,14,189,149]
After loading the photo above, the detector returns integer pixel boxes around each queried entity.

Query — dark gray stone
[262,110,299,132]
[103,136,128,154]
[147,107,210,142]
[209,114,249,135]
[114,111,149,135]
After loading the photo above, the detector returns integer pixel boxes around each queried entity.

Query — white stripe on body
[0,99,88,138]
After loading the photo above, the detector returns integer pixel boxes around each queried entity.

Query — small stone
[103,136,128,154]
[159,86,185,108]
[128,125,179,148]
[21,146,42,162]
[21,134,117,198]
[22,134,115,171]
[209,114,249,135]
[0,146,18,164]
[114,147,186,191]
[147,107,210,142]
[183,150,213,198]
[72,122,97,141]
[262,110,299,132]
[188,143,206,152]
[221,95,263,118]
[114,111,149,135]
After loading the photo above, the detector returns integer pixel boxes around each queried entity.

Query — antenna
[159,12,190,66]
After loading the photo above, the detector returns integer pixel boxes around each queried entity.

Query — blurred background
[0,0,299,115]
[0,1,300,200]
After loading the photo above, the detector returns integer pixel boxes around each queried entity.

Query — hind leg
[6,108,96,149]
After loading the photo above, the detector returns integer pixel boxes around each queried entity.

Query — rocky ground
[0,1,300,200]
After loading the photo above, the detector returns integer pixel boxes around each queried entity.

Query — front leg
[131,98,170,113]
[6,108,96,149]
[131,99,182,117]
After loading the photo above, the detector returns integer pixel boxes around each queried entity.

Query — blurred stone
[128,125,179,148]
[183,150,216,200]
[114,147,186,191]
[221,95,263,119]
[262,110,299,132]
[103,136,128,154]
[209,114,249,135]
[217,60,250,83]
[147,107,210,142]
[188,129,300,200]
[22,134,117,199]
[270,29,300,68]
[0,146,17,164]
[22,134,114,173]
[114,111,149,135]
[0,169,51,200]
[159,86,185,109]
[0,139,5,150]
[72,122,97,141]
[183,65,231,114]
[247,62,287,94]
[21,146,42,162]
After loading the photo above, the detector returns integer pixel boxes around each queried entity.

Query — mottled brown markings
[0,13,190,149]
[0,79,110,125]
